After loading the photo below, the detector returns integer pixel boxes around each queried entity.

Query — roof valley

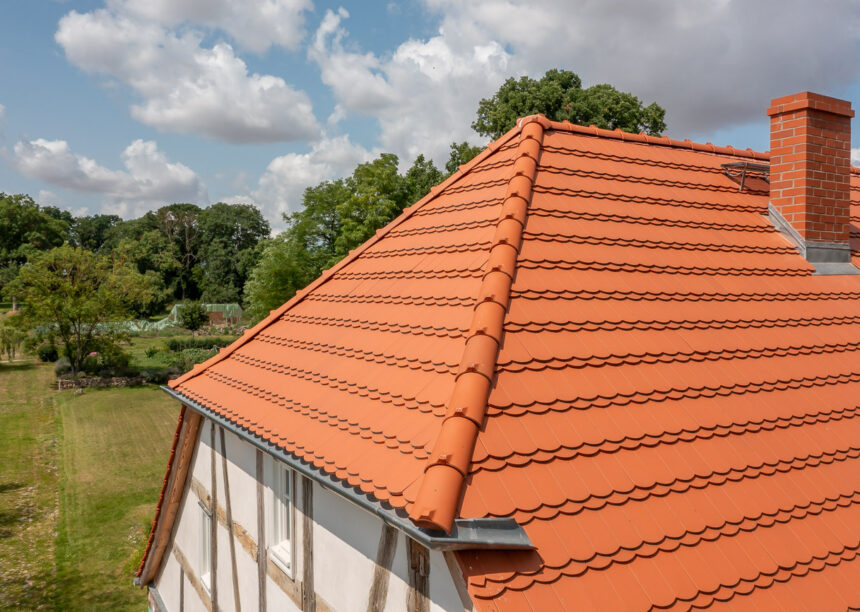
[409,116,549,532]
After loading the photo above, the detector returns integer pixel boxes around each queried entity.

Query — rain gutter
[161,386,533,552]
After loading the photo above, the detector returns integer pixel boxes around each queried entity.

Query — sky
[1,0,859,230]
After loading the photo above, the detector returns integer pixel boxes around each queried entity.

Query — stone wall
[57,376,146,390]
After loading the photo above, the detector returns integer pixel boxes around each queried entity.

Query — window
[199,501,212,591]
[269,462,294,575]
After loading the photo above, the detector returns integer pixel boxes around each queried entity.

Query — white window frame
[199,500,212,592]
[268,460,295,577]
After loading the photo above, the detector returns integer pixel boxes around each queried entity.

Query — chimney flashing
[768,202,859,274]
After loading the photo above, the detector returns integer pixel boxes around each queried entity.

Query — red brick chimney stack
[767,92,854,264]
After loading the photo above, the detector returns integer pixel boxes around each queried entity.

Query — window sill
[268,545,292,579]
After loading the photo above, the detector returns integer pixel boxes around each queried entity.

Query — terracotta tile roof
[155,116,860,609]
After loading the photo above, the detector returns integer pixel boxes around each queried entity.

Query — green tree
[102,212,160,250]
[473,69,666,139]
[155,203,202,300]
[242,237,315,323]
[8,245,152,373]
[0,193,70,308]
[243,153,447,323]
[334,153,408,259]
[197,202,270,303]
[0,315,26,361]
[179,301,208,332]
[445,141,483,175]
[243,180,349,321]
[403,154,444,205]
[112,230,181,316]
[69,214,122,252]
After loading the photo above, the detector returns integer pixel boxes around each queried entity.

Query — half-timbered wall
[150,417,470,612]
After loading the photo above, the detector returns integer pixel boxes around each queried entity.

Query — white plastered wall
[152,416,471,612]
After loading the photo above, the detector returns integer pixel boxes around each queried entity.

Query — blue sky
[2,1,859,229]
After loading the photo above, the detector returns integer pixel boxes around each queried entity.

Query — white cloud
[107,0,312,54]
[219,194,260,207]
[852,147,860,167]
[37,190,60,206]
[309,1,860,161]
[56,9,320,143]
[419,0,860,137]
[250,135,374,226]
[309,8,510,164]
[13,137,207,218]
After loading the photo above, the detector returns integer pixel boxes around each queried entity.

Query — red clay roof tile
[142,113,860,609]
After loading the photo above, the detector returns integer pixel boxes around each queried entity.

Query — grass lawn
[55,385,180,610]
[124,333,239,370]
[0,353,181,610]
[124,335,173,369]
[0,360,58,610]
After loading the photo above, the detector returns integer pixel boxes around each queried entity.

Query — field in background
[0,353,181,610]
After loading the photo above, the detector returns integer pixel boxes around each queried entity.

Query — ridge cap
[544,118,770,161]
[408,118,547,533]
[169,127,524,391]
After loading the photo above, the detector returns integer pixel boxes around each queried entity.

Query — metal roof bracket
[721,161,769,191]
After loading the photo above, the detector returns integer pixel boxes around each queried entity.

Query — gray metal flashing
[768,203,806,256]
[806,262,860,276]
[767,204,859,274]
[160,386,534,552]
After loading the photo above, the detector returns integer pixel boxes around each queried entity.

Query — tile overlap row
[165,117,860,609]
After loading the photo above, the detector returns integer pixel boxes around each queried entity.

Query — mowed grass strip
[55,385,180,610]
[0,360,59,610]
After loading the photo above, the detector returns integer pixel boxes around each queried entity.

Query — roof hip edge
[407,117,547,533]
[167,125,525,391]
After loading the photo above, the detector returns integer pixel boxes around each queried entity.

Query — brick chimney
[767,92,854,267]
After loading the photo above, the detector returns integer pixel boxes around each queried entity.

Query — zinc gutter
[162,386,533,552]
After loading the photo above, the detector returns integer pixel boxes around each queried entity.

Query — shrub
[140,366,181,385]
[144,346,160,359]
[37,343,59,362]
[173,347,218,372]
[179,301,208,332]
[164,336,233,353]
[54,356,72,377]
[76,341,131,376]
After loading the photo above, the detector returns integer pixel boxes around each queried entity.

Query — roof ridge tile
[545,119,769,161]
[408,117,546,532]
